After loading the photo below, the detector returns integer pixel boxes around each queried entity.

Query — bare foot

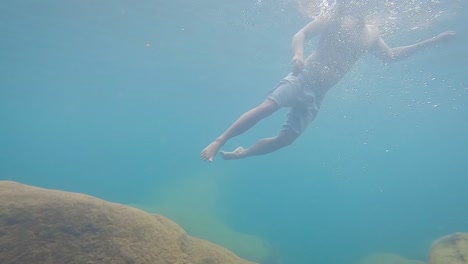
[201,141,222,162]
[220,147,245,160]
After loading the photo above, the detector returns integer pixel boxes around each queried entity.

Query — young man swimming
[201,0,455,162]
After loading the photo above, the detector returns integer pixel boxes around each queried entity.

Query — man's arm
[371,31,456,63]
[291,17,329,74]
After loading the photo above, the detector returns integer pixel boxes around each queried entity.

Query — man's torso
[304,16,380,89]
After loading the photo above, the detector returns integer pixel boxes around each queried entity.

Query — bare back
[304,15,380,88]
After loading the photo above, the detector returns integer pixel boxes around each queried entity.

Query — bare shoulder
[366,24,380,37]
[299,15,333,36]
[365,24,382,45]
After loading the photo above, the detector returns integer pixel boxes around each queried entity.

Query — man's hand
[291,54,305,76]
[433,31,456,43]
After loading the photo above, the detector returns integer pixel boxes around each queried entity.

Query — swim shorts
[267,72,324,135]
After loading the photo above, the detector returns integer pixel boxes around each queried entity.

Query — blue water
[1,1,467,263]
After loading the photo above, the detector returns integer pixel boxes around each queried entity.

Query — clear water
[1,0,467,263]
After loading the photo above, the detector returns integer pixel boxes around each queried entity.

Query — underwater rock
[429,232,468,264]
[360,253,425,264]
[132,172,272,262]
[0,181,256,264]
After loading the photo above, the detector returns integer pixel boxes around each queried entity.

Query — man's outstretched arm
[291,17,329,74]
[371,31,456,63]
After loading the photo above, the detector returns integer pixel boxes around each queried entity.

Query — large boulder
[429,232,468,264]
[0,181,256,264]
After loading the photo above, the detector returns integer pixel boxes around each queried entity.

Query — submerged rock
[430,232,468,264]
[360,253,425,264]
[0,181,256,264]
[132,172,272,262]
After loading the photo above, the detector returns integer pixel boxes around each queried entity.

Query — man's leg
[200,98,279,162]
[220,99,315,160]
[220,129,298,160]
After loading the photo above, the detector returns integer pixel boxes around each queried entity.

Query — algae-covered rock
[429,232,468,264]
[133,172,272,263]
[0,181,255,264]
[360,253,425,264]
